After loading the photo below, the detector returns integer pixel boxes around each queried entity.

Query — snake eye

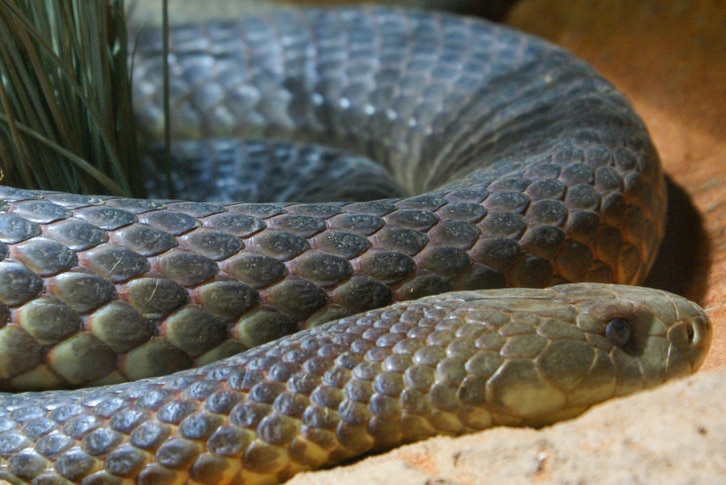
[606,317,631,346]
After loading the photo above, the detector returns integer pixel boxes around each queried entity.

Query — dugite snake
[0,6,712,485]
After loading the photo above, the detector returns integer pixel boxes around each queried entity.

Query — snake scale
[0,6,712,485]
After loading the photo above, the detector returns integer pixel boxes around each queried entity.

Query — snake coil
[0,7,707,485]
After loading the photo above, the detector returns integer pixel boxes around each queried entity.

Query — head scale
[454,283,710,427]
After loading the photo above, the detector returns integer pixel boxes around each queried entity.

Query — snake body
[0,6,711,484]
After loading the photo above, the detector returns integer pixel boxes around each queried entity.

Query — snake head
[459,283,711,428]
[556,283,712,385]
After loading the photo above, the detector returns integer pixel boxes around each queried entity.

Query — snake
[0,6,712,484]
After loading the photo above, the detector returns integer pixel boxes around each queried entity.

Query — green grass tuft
[0,0,144,196]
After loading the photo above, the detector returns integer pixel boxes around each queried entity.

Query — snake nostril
[686,323,696,344]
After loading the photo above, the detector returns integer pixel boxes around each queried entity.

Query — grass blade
[0,0,143,196]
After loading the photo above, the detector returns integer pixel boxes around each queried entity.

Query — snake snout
[664,294,712,378]
[602,286,712,392]
[547,284,711,398]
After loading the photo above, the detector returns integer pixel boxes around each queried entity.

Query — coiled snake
[0,7,712,484]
